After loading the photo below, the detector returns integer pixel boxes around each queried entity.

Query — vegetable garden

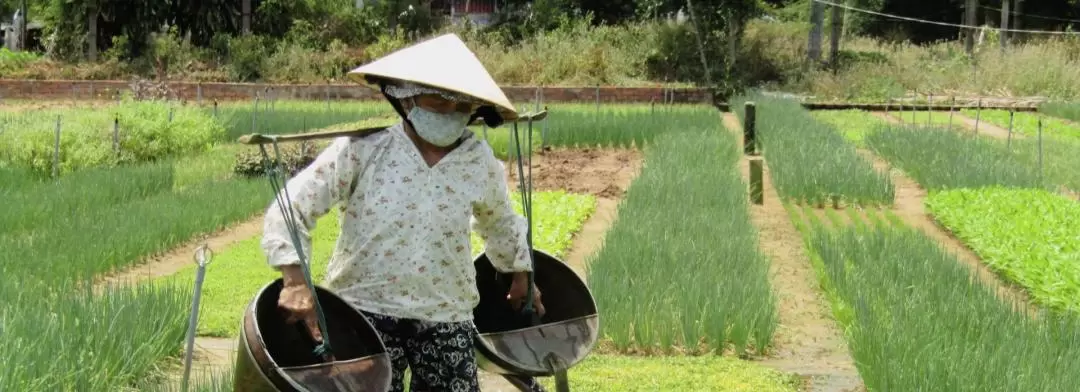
[3,91,1080,391]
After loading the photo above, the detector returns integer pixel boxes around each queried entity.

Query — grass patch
[0,161,175,235]
[926,187,1080,313]
[587,122,777,356]
[212,99,394,141]
[791,208,1080,392]
[865,125,1043,191]
[960,109,1080,140]
[536,103,720,149]
[164,191,596,337]
[886,110,969,131]
[534,354,802,391]
[0,279,191,391]
[1,176,270,284]
[809,109,888,147]
[142,354,803,392]
[731,93,894,207]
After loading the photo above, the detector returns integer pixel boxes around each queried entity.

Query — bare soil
[722,113,864,392]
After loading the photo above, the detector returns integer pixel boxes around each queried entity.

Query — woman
[261,34,546,392]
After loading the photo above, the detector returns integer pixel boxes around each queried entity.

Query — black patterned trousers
[362,310,481,392]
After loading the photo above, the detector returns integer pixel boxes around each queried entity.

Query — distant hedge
[0,99,224,176]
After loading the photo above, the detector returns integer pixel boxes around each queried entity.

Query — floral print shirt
[261,123,532,323]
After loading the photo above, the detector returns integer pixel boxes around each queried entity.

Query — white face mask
[407,106,471,147]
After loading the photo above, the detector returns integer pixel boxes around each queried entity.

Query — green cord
[511,121,537,319]
[257,138,334,360]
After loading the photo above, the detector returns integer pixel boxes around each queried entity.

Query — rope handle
[258,138,335,360]
[510,119,539,322]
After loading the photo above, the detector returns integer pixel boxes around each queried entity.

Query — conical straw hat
[347,34,518,123]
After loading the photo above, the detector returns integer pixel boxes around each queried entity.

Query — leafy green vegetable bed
[926,186,1080,312]
[164,190,596,337]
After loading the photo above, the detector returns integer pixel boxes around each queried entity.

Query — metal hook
[194,244,213,267]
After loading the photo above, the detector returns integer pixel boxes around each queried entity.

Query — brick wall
[0,79,713,104]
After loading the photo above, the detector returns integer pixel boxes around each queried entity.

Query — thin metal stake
[181,244,214,392]
[113,116,120,154]
[1007,109,1015,150]
[1038,116,1044,184]
[948,96,955,129]
[974,98,982,135]
[540,105,549,151]
[927,93,933,127]
[595,85,600,111]
[53,115,61,180]
[252,95,260,132]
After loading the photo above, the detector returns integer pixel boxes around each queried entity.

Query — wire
[812,0,1080,35]
[979,5,1080,25]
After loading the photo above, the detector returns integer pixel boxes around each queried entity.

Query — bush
[233,140,327,179]
[0,99,224,176]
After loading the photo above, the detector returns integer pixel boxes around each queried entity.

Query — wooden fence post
[749,157,764,205]
[744,102,757,155]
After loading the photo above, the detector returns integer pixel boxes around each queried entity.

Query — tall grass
[1039,101,1080,123]
[0,157,277,389]
[0,279,191,391]
[865,125,1044,191]
[779,25,1080,101]
[1,176,271,284]
[791,208,1080,392]
[212,99,395,141]
[730,93,894,207]
[0,161,175,235]
[537,103,721,148]
[587,121,777,355]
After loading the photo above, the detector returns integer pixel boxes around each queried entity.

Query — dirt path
[848,127,1037,316]
[94,215,265,292]
[722,113,863,392]
[873,111,1022,140]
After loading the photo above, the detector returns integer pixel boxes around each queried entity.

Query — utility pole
[829,2,842,67]
[964,0,977,56]
[999,0,1010,54]
[242,0,252,35]
[88,0,98,61]
[16,0,28,51]
[1013,0,1024,42]
[808,0,824,64]
[685,0,713,86]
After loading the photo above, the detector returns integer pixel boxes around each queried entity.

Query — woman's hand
[506,272,545,317]
[278,265,324,343]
